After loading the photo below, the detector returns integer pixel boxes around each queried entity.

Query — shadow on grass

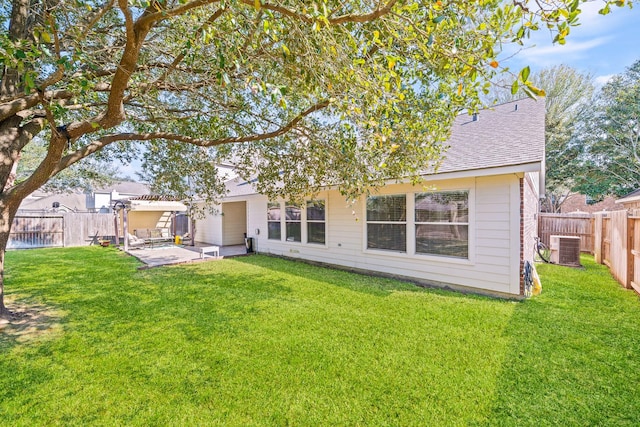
[478,256,640,425]
[232,254,491,301]
[0,298,64,347]
[2,248,292,349]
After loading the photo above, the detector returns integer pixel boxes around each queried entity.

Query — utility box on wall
[550,235,582,267]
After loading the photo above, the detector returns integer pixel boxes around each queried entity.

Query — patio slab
[126,244,250,268]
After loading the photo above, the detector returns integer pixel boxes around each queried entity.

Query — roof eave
[420,161,543,182]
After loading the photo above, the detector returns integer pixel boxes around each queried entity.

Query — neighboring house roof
[616,188,640,205]
[18,180,151,212]
[94,181,150,195]
[19,191,89,212]
[224,98,545,198]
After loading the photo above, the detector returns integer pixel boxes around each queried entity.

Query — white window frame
[365,194,407,253]
[363,185,474,265]
[285,202,302,242]
[267,201,282,241]
[306,199,326,245]
[414,190,470,260]
[267,198,328,247]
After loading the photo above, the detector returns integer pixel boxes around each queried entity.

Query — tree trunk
[0,197,19,318]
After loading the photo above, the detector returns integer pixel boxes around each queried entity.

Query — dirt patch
[0,299,64,344]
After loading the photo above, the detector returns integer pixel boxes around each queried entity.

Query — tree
[486,65,596,212]
[537,66,594,212]
[16,136,121,192]
[0,0,632,316]
[573,59,640,199]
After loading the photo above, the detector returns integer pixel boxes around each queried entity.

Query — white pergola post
[123,208,129,252]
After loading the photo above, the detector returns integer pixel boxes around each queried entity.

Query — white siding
[237,175,524,296]
[194,203,223,245]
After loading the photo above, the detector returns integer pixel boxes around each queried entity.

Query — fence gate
[9,216,64,249]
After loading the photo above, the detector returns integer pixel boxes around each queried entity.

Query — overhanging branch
[0,90,74,122]
[54,100,329,173]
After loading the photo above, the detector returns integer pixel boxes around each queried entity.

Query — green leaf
[511,79,519,95]
[520,66,530,82]
[24,73,35,91]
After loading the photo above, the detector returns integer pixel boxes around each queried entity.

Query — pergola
[112,196,188,251]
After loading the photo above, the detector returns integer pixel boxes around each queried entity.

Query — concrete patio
[125,243,250,268]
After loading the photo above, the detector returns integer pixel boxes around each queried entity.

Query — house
[615,189,640,212]
[18,180,150,213]
[560,194,617,214]
[193,99,545,297]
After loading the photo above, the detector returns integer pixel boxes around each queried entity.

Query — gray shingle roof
[436,98,545,174]
[225,98,545,197]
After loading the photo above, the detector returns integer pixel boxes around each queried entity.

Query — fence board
[594,214,603,263]
[9,213,115,249]
[62,212,115,246]
[538,213,594,253]
[603,217,611,267]
[609,211,629,287]
[631,217,640,294]
[9,216,64,248]
[594,211,640,295]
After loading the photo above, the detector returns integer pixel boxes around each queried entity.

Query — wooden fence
[9,212,115,249]
[594,210,640,295]
[538,213,594,253]
[9,216,65,248]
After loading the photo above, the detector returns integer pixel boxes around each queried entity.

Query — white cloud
[594,74,614,87]
[501,1,638,72]
[519,36,612,63]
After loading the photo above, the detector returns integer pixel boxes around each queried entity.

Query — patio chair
[127,233,146,249]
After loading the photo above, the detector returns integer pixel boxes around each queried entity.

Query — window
[285,203,302,242]
[307,200,326,244]
[366,195,406,252]
[415,191,468,258]
[267,202,281,240]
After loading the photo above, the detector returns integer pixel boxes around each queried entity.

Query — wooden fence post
[594,213,603,264]
[627,216,634,289]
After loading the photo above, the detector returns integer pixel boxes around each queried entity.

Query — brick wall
[560,194,618,214]
[521,174,540,295]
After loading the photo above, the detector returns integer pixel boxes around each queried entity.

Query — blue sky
[503,2,640,85]
[117,4,640,180]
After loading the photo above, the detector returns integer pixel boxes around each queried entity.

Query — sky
[117,3,640,180]
[503,2,640,85]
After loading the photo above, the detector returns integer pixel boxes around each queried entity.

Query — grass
[0,247,639,425]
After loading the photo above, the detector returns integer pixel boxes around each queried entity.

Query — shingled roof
[224,98,545,197]
[436,98,545,174]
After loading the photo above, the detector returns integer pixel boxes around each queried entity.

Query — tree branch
[153,7,226,85]
[237,0,398,25]
[54,100,329,173]
[0,90,74,122]
[137,0,221,28]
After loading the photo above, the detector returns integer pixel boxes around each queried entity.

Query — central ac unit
[549,235,581,267]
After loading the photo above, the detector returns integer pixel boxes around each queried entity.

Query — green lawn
[1,248,639,426]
